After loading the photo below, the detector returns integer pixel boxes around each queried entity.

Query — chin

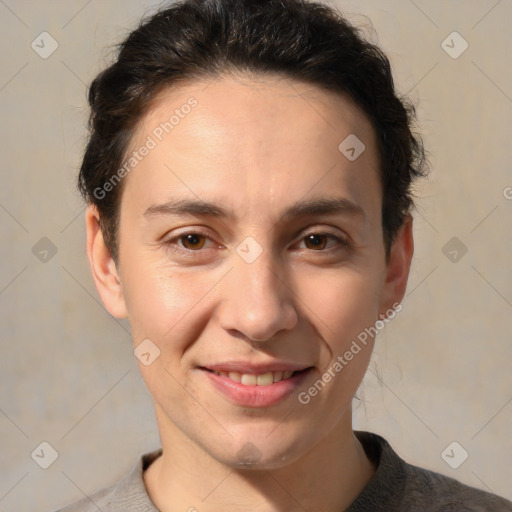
[203,428,311,471]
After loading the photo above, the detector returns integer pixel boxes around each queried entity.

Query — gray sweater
[53,431,512,511]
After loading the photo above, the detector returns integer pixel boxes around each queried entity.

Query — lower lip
[202,369,312,408]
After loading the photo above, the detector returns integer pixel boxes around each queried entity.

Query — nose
[216,251,298,343]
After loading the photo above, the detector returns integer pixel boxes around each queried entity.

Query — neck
[144,407,375,512]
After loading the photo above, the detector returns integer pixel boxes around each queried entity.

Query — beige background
[0,1,511,510]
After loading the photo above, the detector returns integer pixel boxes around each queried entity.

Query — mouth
[200,365,314,408]
[204,368,306,386]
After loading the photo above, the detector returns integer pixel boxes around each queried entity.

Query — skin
[86,73,414,511]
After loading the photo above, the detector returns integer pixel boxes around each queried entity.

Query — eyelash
[162,229,350,255]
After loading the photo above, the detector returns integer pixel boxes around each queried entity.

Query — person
[53,0,512,510]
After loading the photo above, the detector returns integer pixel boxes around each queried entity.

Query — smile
[202,366,313,407]
[210,370,296,386]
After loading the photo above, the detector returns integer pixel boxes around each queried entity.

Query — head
[83,0,427,469]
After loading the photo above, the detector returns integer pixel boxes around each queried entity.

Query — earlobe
[85,205,128,319]
[378,214,414,318]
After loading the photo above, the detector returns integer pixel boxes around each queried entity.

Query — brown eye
[303,234,329,250]
[298,232,349,252]
[179,233,207,250]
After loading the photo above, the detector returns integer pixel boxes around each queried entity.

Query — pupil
[307,234,326,250]
[185,234,204,249]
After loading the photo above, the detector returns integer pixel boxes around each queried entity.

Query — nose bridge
[217,242,298,342]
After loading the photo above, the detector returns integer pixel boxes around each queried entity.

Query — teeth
[273,371,283,383]
[241,373,257,385]
[228,371,241,382]
[256,372,274,386]
[213,369,300,385]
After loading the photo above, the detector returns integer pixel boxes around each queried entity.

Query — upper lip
[201,362,312,374]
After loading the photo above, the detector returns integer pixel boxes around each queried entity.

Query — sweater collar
[116,430,405,511]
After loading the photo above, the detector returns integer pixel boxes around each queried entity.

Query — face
[87,73,412,469]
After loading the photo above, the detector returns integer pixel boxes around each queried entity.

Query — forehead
[138,73,376,153]
[121,73,381,223]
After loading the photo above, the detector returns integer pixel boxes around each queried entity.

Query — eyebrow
[143,196,365,222]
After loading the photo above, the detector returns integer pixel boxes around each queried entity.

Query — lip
[200,365,313,408]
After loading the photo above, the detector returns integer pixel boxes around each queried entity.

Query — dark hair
[78,0,428,264]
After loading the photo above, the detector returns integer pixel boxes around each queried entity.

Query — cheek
[293,271,380,422]
[121,261,228,404]
[122,259,210,343]
[123,264,216,415]
[301,267,383,346]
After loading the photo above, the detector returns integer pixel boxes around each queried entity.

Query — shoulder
[351,431,512,512]
[402,458,512,511]
[52,485,113,512]
[51,449,162,512]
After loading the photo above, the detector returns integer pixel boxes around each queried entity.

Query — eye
[162,230,350,256]
[179,233,207,250]
[164,231,218,252]
[297,232,349,251]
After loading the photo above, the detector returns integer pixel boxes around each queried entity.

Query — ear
[85,204,128,319]
[378,213,414,318]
